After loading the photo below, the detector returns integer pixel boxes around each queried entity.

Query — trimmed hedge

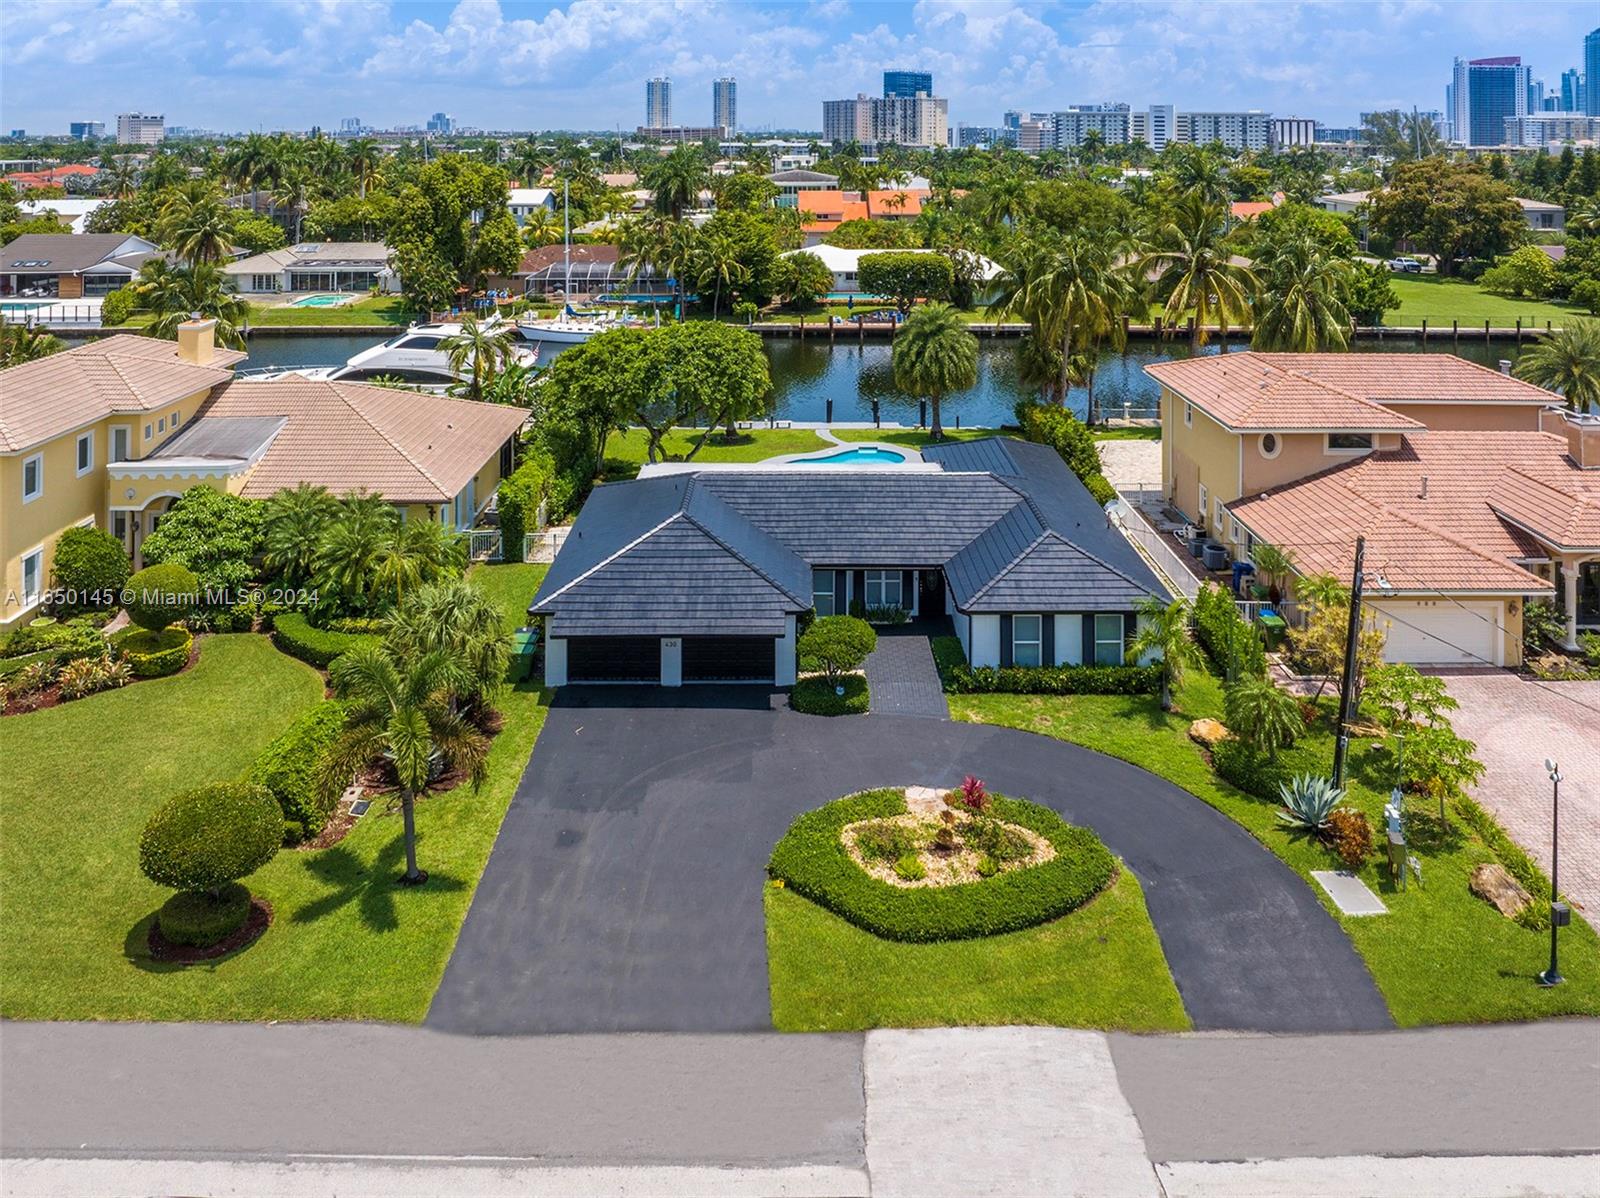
[156,882,251,947]
[791,674,869,716]
[139,781,282,894]
[246,700,347,843]
[48,525,131,612]
[114,626,193,677]
[947,662,1162,696]
[2,617,107,664]
[768,789,1117,942]
[271,612,379,669]
[1192,583,1266,679]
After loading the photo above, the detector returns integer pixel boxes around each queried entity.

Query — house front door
[918,569,945,617]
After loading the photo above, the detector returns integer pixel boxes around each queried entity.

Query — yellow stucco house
[1146,352,1599,667]
[1,320,526,630]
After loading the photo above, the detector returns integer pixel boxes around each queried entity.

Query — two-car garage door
[1372,601,1502,667]
[565,635,775,683]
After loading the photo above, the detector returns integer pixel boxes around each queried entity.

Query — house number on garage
[663,639,680,649]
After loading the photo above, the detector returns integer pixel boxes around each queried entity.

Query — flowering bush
[958,775,990,812]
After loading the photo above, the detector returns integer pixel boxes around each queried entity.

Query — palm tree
[1513,320,1600,413]
[385,580,511,715]
[442,314,519,402]
[371,520,468,610]
[1162,145,1230,205]
[1250,235,1353,352]
[521,207,560,249]
[322,645,490,885]
[695,229,750,318]
[1128,596,1201,711]
[347,138,381,198]
[158,183,234,265]
[271,167,313,244]
[314,494,399,613]
[1568,201,1600,237]
[133,260,251,348]
[977,174,1031,229]
[101,155,139,200]
[263,483,340,586]
[645,144,709,219]
[1140,193,1258,350]
[892,302,978,441]
[0,319,67,367]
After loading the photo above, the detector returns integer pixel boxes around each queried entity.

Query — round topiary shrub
[140,781,283,897]
[791,674,869,716]
[155,882,252,946]
[49,526,131,613]
[122,562,199,631]
[797,615,876,685]
[114,625,194,677]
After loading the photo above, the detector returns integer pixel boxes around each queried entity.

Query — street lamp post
[1538,758,1569,987]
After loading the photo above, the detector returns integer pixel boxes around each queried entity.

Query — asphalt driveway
[427,687,1389,1036]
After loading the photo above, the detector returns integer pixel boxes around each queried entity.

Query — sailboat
[516,179,639,356]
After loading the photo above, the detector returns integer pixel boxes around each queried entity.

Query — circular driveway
[427,688,1391,1035]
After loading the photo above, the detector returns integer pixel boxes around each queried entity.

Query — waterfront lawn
[1383,276,1584,330]
[830,427,999,448]
[947,672,1600,1027]
[766,870,1189,1032]
[247,295,414,327]
[0,564,550,1023]
[601,427,830,479]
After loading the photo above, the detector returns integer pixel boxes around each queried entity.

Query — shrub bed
[1192,583,1266,679]
[947,662,1161,695]
[791,674,869,716]
[246,700,348,842]
[768,789,1116,942]
[114,626,193,677]
[270,613,378,668]
[156,882,252,947]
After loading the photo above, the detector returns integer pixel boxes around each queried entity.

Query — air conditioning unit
[1202,543,1229,571]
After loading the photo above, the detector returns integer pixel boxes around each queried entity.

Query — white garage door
[1372,601,1500,667]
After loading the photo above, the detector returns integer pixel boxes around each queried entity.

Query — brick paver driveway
[1442,671,1600,919]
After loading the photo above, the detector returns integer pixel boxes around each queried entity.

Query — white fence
[1107,497,1199,601]
[5,301,103,328]
[1235,599,1307,628]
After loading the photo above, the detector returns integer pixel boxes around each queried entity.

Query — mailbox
[1552,902,1571,928]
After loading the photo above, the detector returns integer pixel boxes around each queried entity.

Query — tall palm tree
[645,144,709,219]
[314,493,399,613]
[346,138,381,198]
[1128,596,1201,712]
[1140,193,1258,350]
[101,155,139,200]
[271,167,313,244]
[977,174,1031,229]
[133,260,251,348]
[1161,145,1230,205]
[1513,320,1600,412]
[521,207,560,249]
[1250,235,1354,352]
[385,580,511,714]
[263,483,340,586]
[158,183,234,265]
[322,645,490,885]
[441,314,519,402]
[695,229,749,318]
[371,520,468,610]
[892,301,978,441]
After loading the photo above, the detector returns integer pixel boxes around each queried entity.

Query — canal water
[235,332,1528,428]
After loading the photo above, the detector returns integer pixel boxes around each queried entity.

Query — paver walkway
[1441,670,1600,918]
[863,628,948,718]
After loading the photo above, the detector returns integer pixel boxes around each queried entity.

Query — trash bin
[509,626,540,682]
[1230,560,1256,596]
[1256,610,1287,650]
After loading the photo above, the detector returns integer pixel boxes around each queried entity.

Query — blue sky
[1,1,1595,135]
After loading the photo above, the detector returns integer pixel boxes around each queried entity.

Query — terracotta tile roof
[1146,354,1422,432]
[797,191,870,231]
[0,334,244,454]
[866,189,929,217]
[1254,353,1558,407]
[191,379,526,503]
[1226,429,1600,594]
[1229,200,1277,220]
[514,243,619,275]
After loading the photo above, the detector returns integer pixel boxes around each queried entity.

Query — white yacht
[515,305,644,354]
[247,315,537,388]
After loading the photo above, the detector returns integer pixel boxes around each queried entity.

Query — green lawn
[601,427,830,479]
[1383,276,1586,330]
[829,427,999,448]
[0,563,550,1022]
[246,295,416,327]
[948,672,1600,1026]
[766,869,1189,1032]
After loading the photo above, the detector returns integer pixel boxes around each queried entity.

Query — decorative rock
[1188,719,1232,748]
[1469,863,1532,920]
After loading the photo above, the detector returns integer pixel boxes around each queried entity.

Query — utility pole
[1331,535,1366,789]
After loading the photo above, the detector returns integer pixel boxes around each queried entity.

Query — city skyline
[0,0,1595,136]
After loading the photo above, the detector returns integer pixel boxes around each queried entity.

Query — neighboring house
[507,187,557,226]
[16,197,109,235]
[3,164,101,193]
[529,438,1168,687]
[0,232,165,298]
[793,189,933,244]
[514,243,668,298]
[222,241,398,295]
[1318,190,1565,232]
[767,168,841,209]
[0,321,526,629]
[1147,352,1587,665]
[780,244,1001,297]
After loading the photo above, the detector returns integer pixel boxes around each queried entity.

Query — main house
[1147,352,1597,665]
[529,438,1168,687]
[0,321,526,630]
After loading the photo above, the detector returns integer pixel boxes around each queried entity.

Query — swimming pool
[790,446,909,466]
[288,294,351,308]
[0,300,49,312]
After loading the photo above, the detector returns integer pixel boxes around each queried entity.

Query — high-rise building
[69,121,105,140]
[1179,111,1271,151]
[1130,104,1174,151]
[115,112,164,145]
[713,77,737,135]
[823,96,873,145]
[1050,107,1131,148]
[883,70,933,99]
[340,117,363,134]
[425,112,454,134]
[1270,116,1317,148]
[1504,114,1600,147]
[646,77,672,129]
[1560,68,1581,112]
[1586,28,1600,115]
[1451,56,1529,146]
[823,90,947,148]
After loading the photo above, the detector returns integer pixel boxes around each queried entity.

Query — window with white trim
[1259,432,1279,458]
[864,569,902,608]
[22,453,43,502]
[1326,432,1373,452]
[171,409,182,427]
[76,431,94,476]
[1197,481,1208,527]
[1093,614,1124,666]
[112,511,129,544]
[111,426,130,462]
[1183,401,1193,427]
[144,423,152,439]
[21,547,43,608]
[1012,614,1043,667]
[812,569,836,617]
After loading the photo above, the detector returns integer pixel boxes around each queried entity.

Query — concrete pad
[864,1028,1158,1198]
[1311,869,1388,915]
[1155,1154,1600,1198]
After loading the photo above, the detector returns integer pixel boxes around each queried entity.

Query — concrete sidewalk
[4,1021,1597,1197]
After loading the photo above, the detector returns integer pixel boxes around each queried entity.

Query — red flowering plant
[958,775,990,813]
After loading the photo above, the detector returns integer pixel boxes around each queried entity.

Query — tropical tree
[370,519,467,610]
[1224,676,1304,757]
[1128,596,1201,711]
[346,138,382,198]
[695,228,751,318]
[322,645,490,885]
[157,183,234,266]
[0,319,66,367]
[384,579,511,714]
[442,313,520,402]
[521,207,561,248]
[1140,193,1258,349]
[892,302,978,441]
[1250,235,1354,351]
[644,144,709,219]
[132,260,251,348]
[1513,320,1600,412]
[101,155,140,200]
[313,493,399,614]
[262,483,340,586]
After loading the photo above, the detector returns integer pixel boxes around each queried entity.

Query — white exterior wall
[545,636,567,686]
[1054,614,1083,665]
[660,637,682,686]
[775,616,797,686]
[970,614,1001,669]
